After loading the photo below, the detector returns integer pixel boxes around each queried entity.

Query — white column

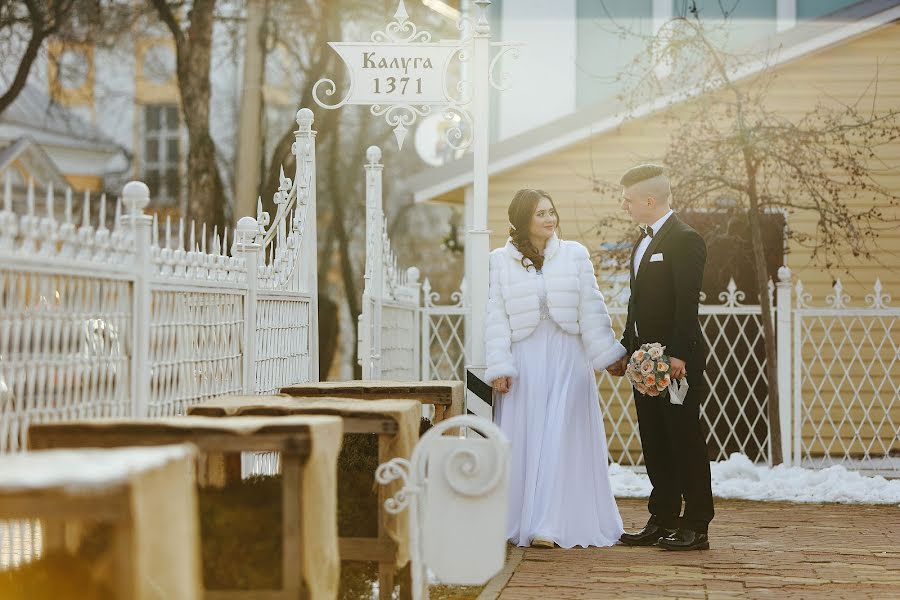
[463,184,474,365]
[776,0,797,32]
[235,216,261,394]
[295,108,320,381]
[775,266,793,465]
[365,145,384,379]
[122,181,153,418]
[468,2,492,373]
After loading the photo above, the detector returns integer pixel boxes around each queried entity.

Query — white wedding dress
[493,270,624,548]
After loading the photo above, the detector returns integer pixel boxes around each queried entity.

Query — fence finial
[366,145,382,165]
[236,216,259,247]
[122,181,150,215]
[296,107,314,131]
[777,266,791,282]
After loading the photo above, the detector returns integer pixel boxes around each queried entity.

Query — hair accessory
[508,222,517,231]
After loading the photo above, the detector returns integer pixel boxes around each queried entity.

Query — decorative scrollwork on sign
[442,105,474,150]
[718,278,746,307]
[488,43,522,91]
[865,278,891,309]
[371,103,432,149]
[312,76,354,110]
[442,46,473,106]
[371,0,432,43]
[826,279,851,309]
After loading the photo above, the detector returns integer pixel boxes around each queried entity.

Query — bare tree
[150,0,228,231]
[591,3,900,463]
[0,0,138,115]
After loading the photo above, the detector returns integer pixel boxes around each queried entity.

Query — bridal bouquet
[626,342,688,404]
[627,343,670,396]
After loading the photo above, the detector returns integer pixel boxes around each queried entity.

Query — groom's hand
[670,357,687,380]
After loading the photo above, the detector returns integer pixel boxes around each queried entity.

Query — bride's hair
[508,188,559,272]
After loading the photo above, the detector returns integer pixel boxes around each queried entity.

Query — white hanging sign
[326,43,459,106]
[314,0,519,150]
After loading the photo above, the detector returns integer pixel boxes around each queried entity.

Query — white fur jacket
[484,234,626,383]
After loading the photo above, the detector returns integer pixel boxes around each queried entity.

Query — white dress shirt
[633,209,674,277]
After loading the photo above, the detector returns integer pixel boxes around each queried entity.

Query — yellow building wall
[480,22,900,461]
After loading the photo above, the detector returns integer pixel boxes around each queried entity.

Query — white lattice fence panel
[381,303,418,381]
[423,309,467,381]
[0,270,133,453]
[148,289,244,416]
[599,283,771,466]
[701,309,770,463]
[256,296,312,394]
[795,281,899,475]
[597,310,641,465]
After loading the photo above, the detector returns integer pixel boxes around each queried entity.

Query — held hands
[606,357,627,377]
[491,376,512,394]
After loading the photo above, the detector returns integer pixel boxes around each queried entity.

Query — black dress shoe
[619,522,674,546]
[658,529,709,551]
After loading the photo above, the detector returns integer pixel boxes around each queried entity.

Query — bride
[486,188,626,548]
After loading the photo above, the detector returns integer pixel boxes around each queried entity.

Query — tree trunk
[744,159,783,465]
[153,0,227,231]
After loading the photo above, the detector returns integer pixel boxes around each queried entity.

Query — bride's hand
[491,376,511,394]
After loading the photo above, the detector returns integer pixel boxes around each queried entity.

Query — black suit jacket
[622,214,708,371]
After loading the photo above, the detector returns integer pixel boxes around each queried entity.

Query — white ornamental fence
[0,108,321,460]
[359,178,899,476]
[357,146,467,385]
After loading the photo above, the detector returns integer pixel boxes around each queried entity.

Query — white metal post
[775,266,793,466]
[235,216,261,394]
[366,145,384,379]
[467,1,492,374]
[121,181,153,418]
[296,108,320,382]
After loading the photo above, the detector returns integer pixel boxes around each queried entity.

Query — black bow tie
[640,225,654,238]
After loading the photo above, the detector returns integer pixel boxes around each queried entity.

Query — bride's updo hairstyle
[507,188,559,272]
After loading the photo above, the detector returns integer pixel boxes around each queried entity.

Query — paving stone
[494,498,900,600]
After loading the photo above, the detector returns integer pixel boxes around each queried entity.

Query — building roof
[0,136,71,190]
[0,81,119,154]
[407,0,900,204]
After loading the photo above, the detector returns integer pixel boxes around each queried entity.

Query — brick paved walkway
[492,498,900,600]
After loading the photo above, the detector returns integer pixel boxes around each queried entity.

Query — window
[797,0,860,20]
[142,104,180,206]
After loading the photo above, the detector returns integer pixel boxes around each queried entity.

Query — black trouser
[633,366,714,534]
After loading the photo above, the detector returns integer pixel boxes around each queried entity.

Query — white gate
[357,146,466,383]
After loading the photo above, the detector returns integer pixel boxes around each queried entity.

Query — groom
[607,164,714,551]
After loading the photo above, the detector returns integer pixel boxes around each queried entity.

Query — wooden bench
[0,444,201,600]
[188,396,421,600]
[28,415,343,600]
[279,380,464,424]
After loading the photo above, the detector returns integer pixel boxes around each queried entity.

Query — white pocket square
[650,253,664,262]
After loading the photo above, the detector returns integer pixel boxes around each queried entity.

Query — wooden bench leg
[378,561,395,600]
[398,561,413,600]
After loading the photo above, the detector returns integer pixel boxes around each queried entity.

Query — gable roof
[0,136,70,190]
[407,0,900,204]
[0,81,119,153]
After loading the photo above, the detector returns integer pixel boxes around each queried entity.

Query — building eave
[408,0,900,203]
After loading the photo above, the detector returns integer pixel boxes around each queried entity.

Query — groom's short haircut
[620,164,671,205]
[620,164,667,188]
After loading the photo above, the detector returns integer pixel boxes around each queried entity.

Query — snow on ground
[610,453,900,505]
